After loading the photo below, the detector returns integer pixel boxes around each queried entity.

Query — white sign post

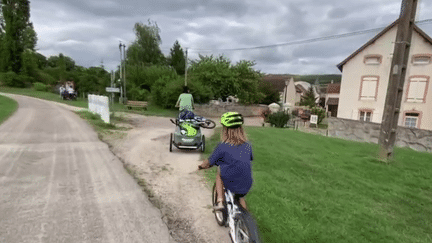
[88,94,110,124]
[106,87,120,93]
[310,115,318,128]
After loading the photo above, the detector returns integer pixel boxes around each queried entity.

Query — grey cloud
[327,8,348,19]
[30,0,432,74]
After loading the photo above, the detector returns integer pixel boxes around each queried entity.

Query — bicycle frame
[224,189,243,243]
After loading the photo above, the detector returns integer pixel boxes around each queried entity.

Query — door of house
[328,105,338,117]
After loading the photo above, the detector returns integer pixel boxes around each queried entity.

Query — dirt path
[102,111,265,242]
[106,113,231,242]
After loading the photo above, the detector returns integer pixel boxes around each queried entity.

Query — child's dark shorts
[234,193,247,202]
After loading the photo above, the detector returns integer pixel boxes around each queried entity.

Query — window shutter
[416,81,426,100]
[407,81,418,101]
[361,77,377,99]
[407,77,427,102]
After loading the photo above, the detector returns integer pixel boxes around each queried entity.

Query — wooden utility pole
[184,48,188,86]
[122,44,127,103]
[378,0,418,160]
[119,42,123,103]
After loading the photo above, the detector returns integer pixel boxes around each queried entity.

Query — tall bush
[311,106,326,125]
[129,85,150,101]
[34,82,49,91]
[266,110,291,128]
[1,72,26,88]
[188,80,213,104]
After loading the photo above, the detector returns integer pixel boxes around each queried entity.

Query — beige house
[325,83,340,117]
[262,75,296,106]
[337,19,432,130]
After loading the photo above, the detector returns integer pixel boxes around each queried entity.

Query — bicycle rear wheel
[201,119,216,129]
[234,209,261,243]
[212,183,227,226]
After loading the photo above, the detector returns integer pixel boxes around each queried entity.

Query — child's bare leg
[239,198,247,210]
[216,167,224,203]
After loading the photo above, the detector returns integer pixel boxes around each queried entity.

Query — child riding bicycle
[198,112,254,211]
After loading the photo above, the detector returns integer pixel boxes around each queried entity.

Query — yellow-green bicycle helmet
[221,112,244,128]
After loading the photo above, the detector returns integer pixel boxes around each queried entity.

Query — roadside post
[310,115,318,128]
[106,87,120,119]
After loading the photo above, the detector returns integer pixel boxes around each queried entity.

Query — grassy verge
[0,87,179,118]
[202,126,432,243]
[0,94,19,125]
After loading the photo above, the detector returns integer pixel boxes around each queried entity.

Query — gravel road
[0,94,175,243]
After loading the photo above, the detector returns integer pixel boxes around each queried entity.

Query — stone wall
[194,103,268,117]
[327,117,432,152]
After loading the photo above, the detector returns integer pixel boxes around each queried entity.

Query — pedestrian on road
[175,86,194,112]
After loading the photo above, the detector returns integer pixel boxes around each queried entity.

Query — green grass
[202,127,432,243]
[76,110,117,131]
[0,94,18,125]
[0,87,180,118]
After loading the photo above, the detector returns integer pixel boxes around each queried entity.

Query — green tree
[47,54,75,71]
[127,20,165,66]
[22,22,36,50]
[34,52,47,69]
[167,40,185,75]
[1,0,37,73]
[189,55,234,100]
[58,53,66,81]
[189,55,264,104]
[231,60,264,104]
[21,49,37,78]
[299,86,316,108]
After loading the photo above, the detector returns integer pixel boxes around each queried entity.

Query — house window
[412,55,431,65]
[404,113,419,128]
[359,110,372,122]
[364,55,382,65]
[406,76,429,103]
[360,76,379,100]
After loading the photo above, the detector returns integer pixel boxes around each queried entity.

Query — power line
[184,18,432,52]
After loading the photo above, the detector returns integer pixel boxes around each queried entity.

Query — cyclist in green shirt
[176,86,194,111]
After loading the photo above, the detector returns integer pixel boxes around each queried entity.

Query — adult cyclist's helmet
[221,112,244,128]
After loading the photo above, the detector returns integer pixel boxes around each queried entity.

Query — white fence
[88,94,110,123]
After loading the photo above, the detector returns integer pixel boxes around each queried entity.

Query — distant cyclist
[176,86,194,112]
[198,112,254,211]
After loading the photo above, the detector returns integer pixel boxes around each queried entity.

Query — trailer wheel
[201,135,205,152]
[170,133,173,152]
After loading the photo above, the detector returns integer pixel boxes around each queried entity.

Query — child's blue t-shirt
[208,142,253,195]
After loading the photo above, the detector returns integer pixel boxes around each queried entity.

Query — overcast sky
[30,0,432,75]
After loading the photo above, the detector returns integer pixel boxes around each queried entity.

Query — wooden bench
[126,100,148,110]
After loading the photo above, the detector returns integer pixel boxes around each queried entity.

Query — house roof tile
[336,19,432,72]
[327,83,341,94]
[262,75,292,92]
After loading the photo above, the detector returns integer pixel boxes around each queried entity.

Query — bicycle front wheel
[234,210,261,243]
[212,183,227,226]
